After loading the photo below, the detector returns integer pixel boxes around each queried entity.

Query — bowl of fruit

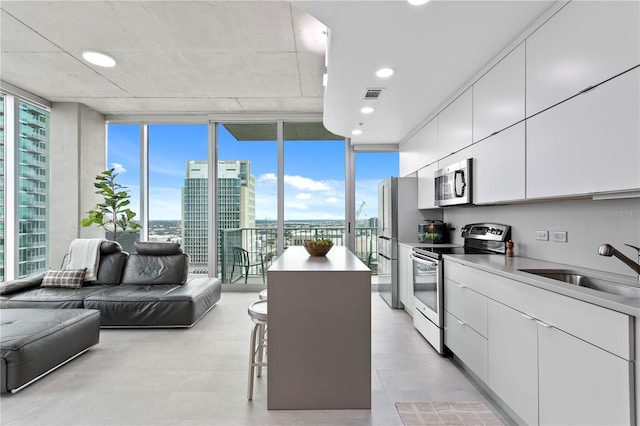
[303,238,334,256]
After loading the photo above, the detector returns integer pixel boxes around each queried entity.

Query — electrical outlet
[536,230,549,241]
[552,231,567,243]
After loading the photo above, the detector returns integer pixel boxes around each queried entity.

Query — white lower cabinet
[445,260,634,425]
[487,300,539,425]
[538,322,633,426]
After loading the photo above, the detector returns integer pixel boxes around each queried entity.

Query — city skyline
[107,123,398,221]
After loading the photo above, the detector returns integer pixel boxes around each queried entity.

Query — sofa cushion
[0,273,45,296]
[134,241,182,256]
[93,252,128,285]
[121,253,188,285]
[0,285,113,309]
[41,269,86,289]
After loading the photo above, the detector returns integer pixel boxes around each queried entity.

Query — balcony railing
[218,225,378,284]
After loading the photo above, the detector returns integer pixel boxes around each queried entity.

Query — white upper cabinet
[472,122,525,204]
[473,43,525,143]
[526,0,640,116]
[417,162,439,210]
[399,118,438,177]
[527,67,639,199]
[438,89,472,158]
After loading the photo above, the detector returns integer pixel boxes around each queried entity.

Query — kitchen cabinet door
[487,300,538,426]
[472,123,525,204]
[444,311,488,383]
[417,163,438,209]
[526,1,640,116]
[397,244,411,308]
[538,321,633,426]
[438,89,472,159]
[400,118,438,176]
[473,43,525,143]
[526,67,640,199]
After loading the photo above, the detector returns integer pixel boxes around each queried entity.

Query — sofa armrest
[0,272,46,296]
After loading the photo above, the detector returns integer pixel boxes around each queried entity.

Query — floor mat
[395,401,504,425]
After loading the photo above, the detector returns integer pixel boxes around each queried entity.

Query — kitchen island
[267,246,371,410]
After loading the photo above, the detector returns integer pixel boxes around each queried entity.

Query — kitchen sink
[518,268,640,299]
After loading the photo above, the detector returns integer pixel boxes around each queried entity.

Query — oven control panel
[460,223,511,242]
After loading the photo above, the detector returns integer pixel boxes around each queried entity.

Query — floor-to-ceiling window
[284,123,345,248]
[105,124,141,253]
[355,151,399,273]
[17,100,50,277]
[148,124,209,276]
[217,123,277,284]
[105,120,393,286]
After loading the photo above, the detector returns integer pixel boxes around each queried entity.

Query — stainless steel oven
[411,223,511,355]
[411,250,444,354]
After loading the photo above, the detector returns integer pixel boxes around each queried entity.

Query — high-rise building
[17,101,49,277]
[181,160,256,271]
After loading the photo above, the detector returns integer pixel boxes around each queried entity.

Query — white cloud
[284,175,330,191]
[287,201,308,210]
[325,197,338,204]
[111,163,126,174]
[258,173,277,183]
[296,193,312,200]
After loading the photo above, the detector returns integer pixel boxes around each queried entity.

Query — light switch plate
[536,230,549,241]
[552,231,567,243]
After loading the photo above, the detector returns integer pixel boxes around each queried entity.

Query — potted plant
[81,168,141,241]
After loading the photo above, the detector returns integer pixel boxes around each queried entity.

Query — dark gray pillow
[0,272,46,295]
[134,241,183,256]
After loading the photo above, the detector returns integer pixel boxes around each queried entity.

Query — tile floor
[0,292,514,426]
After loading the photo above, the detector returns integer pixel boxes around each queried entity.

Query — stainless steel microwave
[434,158,472,206]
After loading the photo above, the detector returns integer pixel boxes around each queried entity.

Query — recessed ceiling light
[352,129,363,136]
[376,67,394,78]
[82,51,116,67]
[407,0,430,5]
[361,107,374,114]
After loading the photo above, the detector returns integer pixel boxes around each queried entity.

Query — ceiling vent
[363,88,384,100]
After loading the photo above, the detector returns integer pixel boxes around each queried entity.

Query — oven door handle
[410,254,438,265]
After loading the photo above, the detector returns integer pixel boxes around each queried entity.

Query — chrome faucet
[598,243,640,279]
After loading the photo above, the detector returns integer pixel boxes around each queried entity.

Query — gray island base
[267,246,372,410]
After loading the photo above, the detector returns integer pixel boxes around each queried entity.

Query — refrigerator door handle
[377,252,391,261]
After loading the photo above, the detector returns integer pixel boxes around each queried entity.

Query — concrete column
[49,102,105,267]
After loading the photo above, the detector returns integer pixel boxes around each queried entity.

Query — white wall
[49,102,105,266]
[443,197,640,278]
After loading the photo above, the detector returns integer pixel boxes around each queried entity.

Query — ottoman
[1,309,101,393]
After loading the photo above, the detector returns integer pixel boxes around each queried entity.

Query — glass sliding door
[284,123,345,249]
[217,123,277,284]
[355,152,399,275]
[106,124,141,253]
[148,124,208,276]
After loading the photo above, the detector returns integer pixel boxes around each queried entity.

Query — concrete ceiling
[1,0,555,145]
[0,1,327,116]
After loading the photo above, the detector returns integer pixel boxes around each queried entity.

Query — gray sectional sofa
[0,241,221,327]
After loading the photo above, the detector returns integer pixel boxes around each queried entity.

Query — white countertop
[269,246,370,272]
[444,254,640,317]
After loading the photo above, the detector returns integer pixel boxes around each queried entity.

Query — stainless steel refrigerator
[377,176,423,308]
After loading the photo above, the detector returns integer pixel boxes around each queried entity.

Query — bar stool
[258,289,268,300]
[247,299,268,400]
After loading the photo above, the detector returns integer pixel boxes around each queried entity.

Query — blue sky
[107,124,398,221]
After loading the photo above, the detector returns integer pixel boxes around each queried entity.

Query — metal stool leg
[256,324,267,377]
[248,322,260,400]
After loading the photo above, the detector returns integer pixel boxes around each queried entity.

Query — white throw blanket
[66,238,106,281]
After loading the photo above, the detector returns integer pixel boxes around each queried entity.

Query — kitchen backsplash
[443,197,640,278]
